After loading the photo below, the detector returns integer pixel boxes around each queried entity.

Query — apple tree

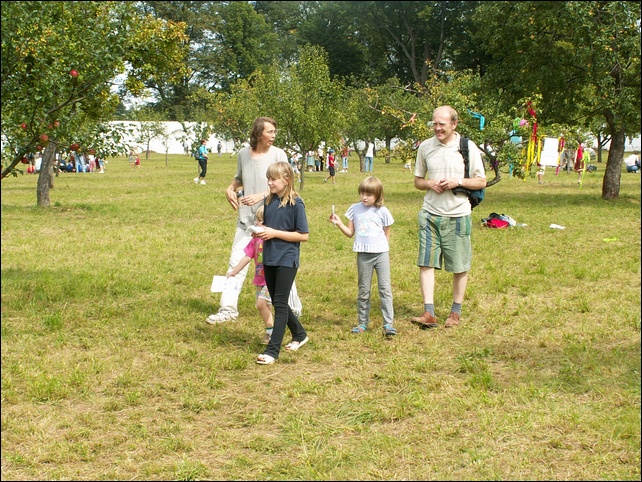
[472,1,641,199]
[1,1,188,205]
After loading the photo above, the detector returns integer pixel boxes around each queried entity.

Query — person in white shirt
[625,152,640,173]
[364,142,375,172]
[206,117,302,324]
[411,105,486,330]
[329,176,396,337]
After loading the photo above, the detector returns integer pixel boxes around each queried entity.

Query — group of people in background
[25,151,106,174]
[305,145,352,174]
[128,151,141,168]
[205,107,487,365]
[538,143,596,185]
[288,142,382,175]
[58,151,106,173]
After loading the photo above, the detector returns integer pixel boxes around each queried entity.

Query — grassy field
[1,152,640,480]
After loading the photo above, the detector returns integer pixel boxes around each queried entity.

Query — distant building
[591,135,641,152]
[108,121,234,155]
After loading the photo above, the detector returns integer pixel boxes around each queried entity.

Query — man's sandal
[351,324,367,334]
[256,354,276,365]
[285,336,309,352]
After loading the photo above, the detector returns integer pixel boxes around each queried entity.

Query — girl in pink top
[226,206,273,344]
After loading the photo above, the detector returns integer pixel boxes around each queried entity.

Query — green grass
[2,153,640,480]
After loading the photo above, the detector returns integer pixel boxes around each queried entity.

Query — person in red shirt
[574,143,585,184]
[323,149,337,184]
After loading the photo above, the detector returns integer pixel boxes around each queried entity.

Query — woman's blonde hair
[358,176,384,208]
[265,162,299,207]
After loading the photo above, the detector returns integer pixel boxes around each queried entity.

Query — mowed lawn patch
[2,153,640,480]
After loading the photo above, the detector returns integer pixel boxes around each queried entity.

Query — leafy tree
[472,1,641,199]
[1,1,188,205]
[208,1,280,92]
[364,79,424,163]
[68,121,138,162]
[139,0,279,120]
[345,1,473,87]
[257,45,346,190]
[208,44,345,190]
[257,1,477,87]
[294,1,368,82]
[252,0,310,64]
[207,80,262,150]
[135,0,219,119]
[172,119,211,157]
[159,127,183,167]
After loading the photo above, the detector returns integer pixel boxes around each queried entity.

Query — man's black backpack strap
[453,136,484,209]
[459,136,470,178]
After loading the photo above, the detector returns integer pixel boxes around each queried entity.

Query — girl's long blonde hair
[265,162,299,207]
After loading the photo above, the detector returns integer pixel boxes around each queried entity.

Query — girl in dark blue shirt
[255,162,309,365]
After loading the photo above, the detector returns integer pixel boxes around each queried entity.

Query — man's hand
[429,179,446,193]
[415,176,448,193]
[437,179,458,191]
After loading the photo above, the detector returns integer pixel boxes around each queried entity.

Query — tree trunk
[299,160,306,191]
[602,128,625,200]
[385,137,392,164]
[351,141,364,172]
[36,140,58,207]
[482,143,501,188]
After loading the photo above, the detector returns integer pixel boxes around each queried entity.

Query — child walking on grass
[323,149,336,184]
[226,206,273,345]
[329,176,396,338]
[255,162,310,365]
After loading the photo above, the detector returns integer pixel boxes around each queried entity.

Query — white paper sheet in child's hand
[246,225,265,234]
[211,275,242,293]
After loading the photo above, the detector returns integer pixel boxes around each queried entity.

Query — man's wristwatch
[458,178,463,186]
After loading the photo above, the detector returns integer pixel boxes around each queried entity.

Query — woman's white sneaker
[206,312,237,324]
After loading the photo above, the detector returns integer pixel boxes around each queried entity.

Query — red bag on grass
[484,218,509,229]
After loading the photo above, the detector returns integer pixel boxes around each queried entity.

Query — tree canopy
[2,1,640,202]
[472,1,641,199]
